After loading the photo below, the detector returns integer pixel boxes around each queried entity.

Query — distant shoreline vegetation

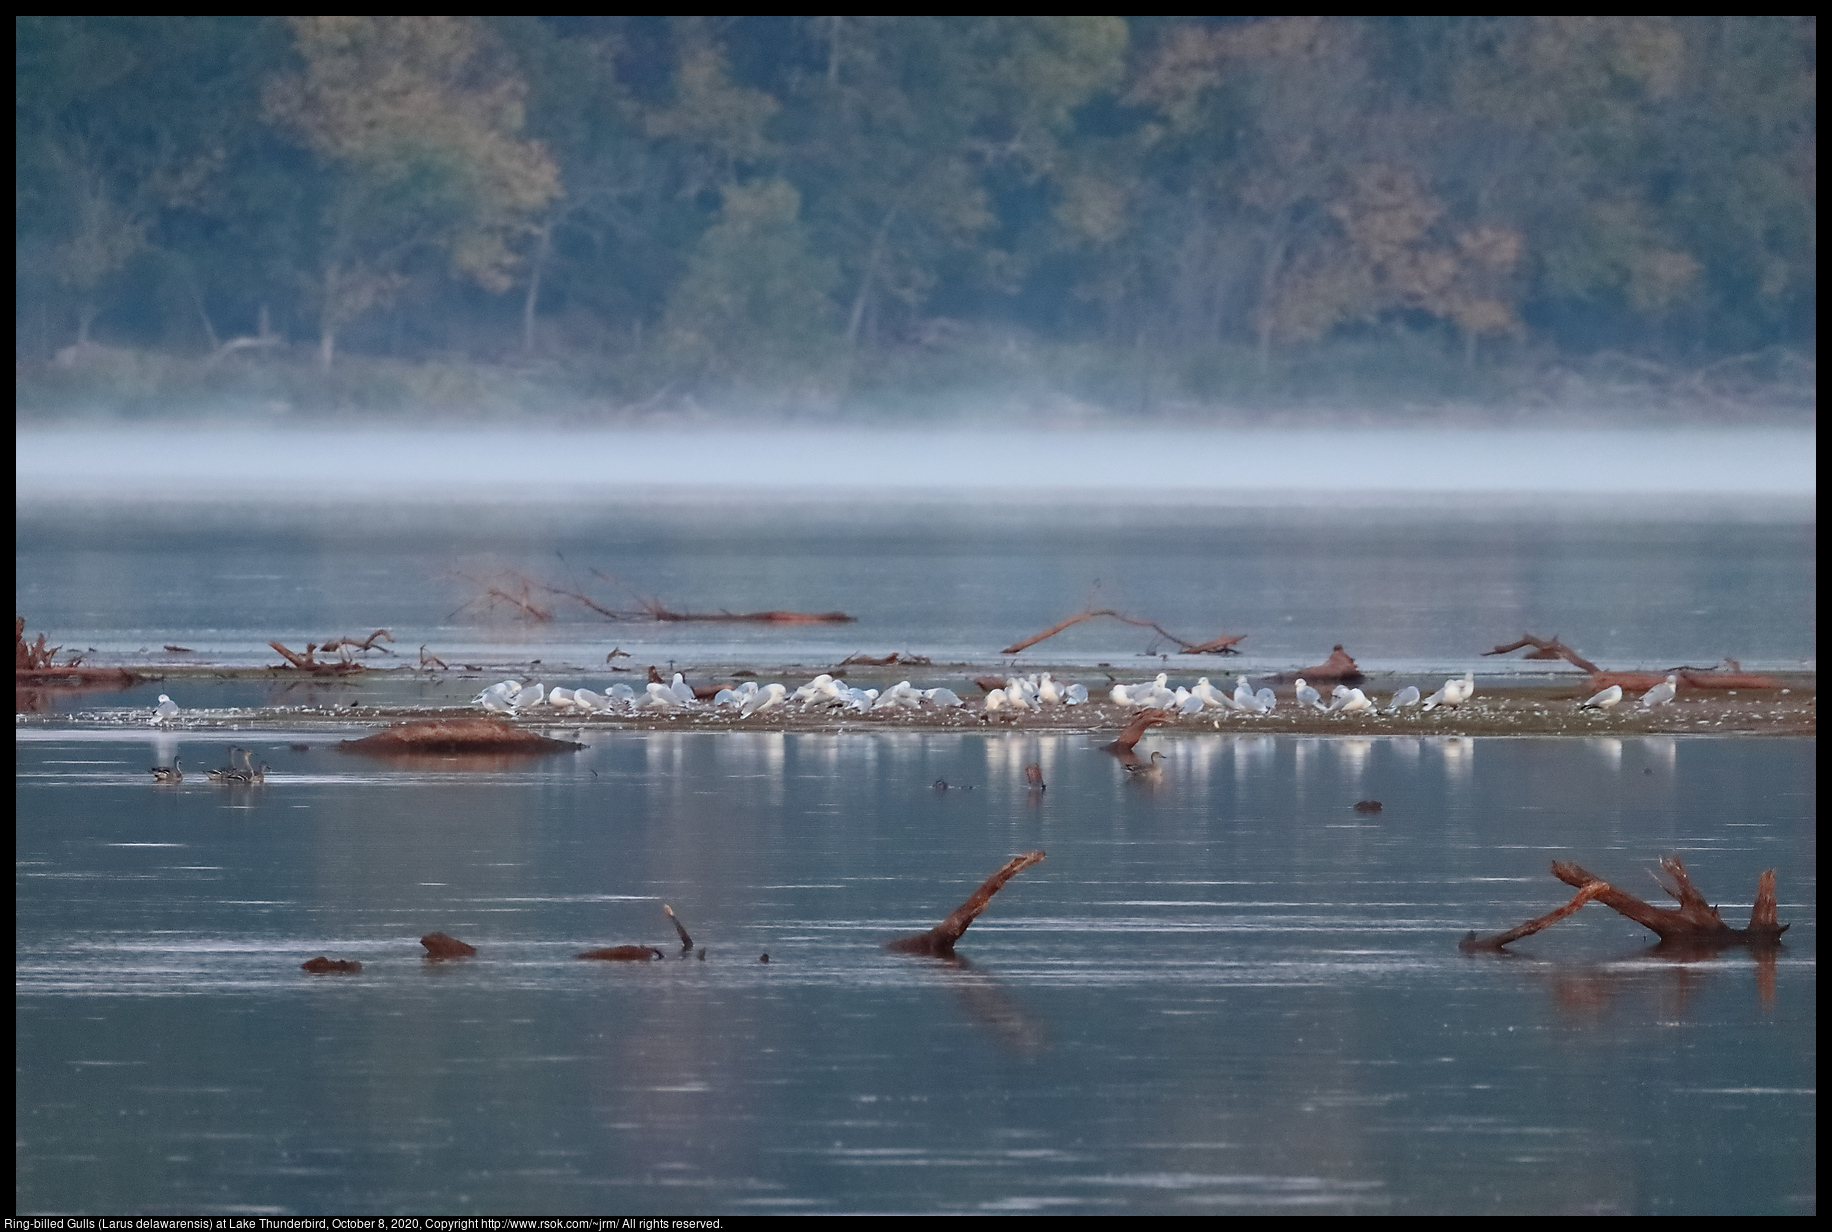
[16,18,1816,422]
[13,338,1815,425]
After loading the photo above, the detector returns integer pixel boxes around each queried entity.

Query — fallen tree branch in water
[1484,632,1601,675]
[1103,708,1172,754]
[269,641,365,674]
[664,904,694,953]
[1000,608,1241,655]
[886,851,1047,956]
[578,945,664,961]
[319,629,395,655]
[1460,857,1786,951]
[641,598,856,624]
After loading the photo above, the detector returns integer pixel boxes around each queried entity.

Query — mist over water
[16,424,1818,501]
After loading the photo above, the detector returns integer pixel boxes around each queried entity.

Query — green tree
[661,178,837,378]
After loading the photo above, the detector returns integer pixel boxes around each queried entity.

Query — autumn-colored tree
[265,16,558,366]
[14,17,1815,402]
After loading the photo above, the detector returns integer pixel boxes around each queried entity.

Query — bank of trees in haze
[15,17,1817,414]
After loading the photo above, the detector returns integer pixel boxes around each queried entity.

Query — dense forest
[15,17,1817,416]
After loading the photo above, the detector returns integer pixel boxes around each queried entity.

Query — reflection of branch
[1001,609,1243,655]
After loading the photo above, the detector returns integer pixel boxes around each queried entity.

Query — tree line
[15,17,1816,407]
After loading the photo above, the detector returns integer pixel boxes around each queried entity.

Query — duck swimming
[1124,750,1166,781]
[150,755,182,783]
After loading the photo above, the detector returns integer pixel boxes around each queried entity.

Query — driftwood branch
[1001,608,1243,655]
[269,641,365,674]
[663,904,694,953]
[1104,708,1172,753]
[642,599,855,624]
[319,629,395,655]
[1484,633,1601,675]
[1461,857,1787,951]
[454,570,854,625]
[886,851,1047,956]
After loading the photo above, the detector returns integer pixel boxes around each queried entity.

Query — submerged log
[1461,857,1787,952]
[885,851,1046,956]
[420,932,477,959]
[341,718,582,755]
[578,945,665,961]
[301,956,362,974]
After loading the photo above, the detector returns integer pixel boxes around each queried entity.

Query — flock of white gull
[143,671,1672,728]
[430,670,1676,720]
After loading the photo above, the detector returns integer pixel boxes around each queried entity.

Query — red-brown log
[420,932,477,959]
[1104,708,1171,753]
[1463,857,1786,951]
[1293,644,1364,682]
[578,945,664,961]
[885,851,1047,956]
[1485,633,1601,675]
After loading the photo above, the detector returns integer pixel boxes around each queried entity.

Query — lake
[15,729,1816,1214]
[14,425,1816,1214]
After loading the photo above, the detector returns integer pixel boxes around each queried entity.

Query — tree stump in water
[420,932,477,959]
[885,851,1046,956]
[1461,857,1786,952]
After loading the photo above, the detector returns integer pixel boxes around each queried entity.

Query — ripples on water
[15,731,1815,1214]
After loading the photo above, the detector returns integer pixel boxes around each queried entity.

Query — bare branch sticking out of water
[1461,857,1787,952]
[886,851,1047,956]
[1000,609,1242,655]
[664,904,694,953]
[1485,632,1600,675]
[1103,709,1172,754]
[320,629,396,655]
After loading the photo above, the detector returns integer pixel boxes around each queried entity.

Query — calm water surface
[16,731,1815,1214]
[14,496,1817,673]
